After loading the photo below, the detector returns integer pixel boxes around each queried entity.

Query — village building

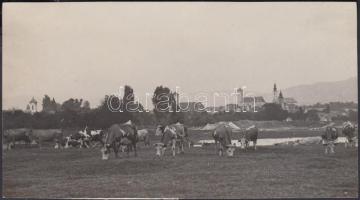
[273,83,298,113]
[242,96,266,112]
[25,97,38,114]
[225,104,241,112]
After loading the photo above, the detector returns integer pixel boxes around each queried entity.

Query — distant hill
[262,77,357,105]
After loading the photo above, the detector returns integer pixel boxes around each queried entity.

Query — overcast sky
[3,2,357,110]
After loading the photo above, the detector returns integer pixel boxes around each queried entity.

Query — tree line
[3,85,358,130]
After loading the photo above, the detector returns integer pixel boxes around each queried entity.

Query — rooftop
[29,97,37,104]
[244,96,266,103]
[283,97,297,104]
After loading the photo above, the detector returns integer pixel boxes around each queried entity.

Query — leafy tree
[122,85,134,111]
[305,110,320,122]
[348,110,358,122]
[152,86,171,112]
[41,95,61,114]
[152,86,185,125]
[258,103,288,121]
[61,98,83,112]
[42,95,52,113]
[81,100,91,112]
[324,104,330,113]
[152,86,172,125]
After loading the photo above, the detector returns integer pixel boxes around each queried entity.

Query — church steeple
[279,90,283,99]
[273,83,277,92]
[273,83,278,103]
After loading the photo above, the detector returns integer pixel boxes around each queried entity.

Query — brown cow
[3,128,32,150]
[239,125,259,150]
[321,126,339,154]
[154,123,187,157]
[137,129,151,146]
[212,124,236,157]
[101,123,138,160]
[27,129,63,149]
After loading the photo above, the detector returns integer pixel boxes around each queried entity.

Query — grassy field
[2,129,358,198]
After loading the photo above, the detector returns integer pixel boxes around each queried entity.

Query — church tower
[237,87,244,106]
[27,97,38,114]
[273,83,278,103]
[278,90,285,109]
[278,90,284,103]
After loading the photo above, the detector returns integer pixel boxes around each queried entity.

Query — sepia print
[2,2,358,199]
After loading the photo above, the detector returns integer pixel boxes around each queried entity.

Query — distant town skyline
[15,76,357,112]
[3,2,357,110]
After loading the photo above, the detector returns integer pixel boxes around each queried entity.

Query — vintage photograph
[2,2,358,199]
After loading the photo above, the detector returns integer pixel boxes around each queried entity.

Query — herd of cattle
[3,120,358,159]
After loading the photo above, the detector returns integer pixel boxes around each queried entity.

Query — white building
[25,97,38,114]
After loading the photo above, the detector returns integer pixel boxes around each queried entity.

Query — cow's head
[155,125,165,136]
[239,138,247,149]
[154,143,165,156]
[164,126,177,137]
[120,145,127,152]
[226,145,236,157]
[101,144,111,160]
[25,129,32,136]
[64,136,70,148]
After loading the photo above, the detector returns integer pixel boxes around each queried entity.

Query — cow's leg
[351,138,356,148]
[214,140,218,155]
[219,143,223,156]
[172,139,176,157]
[65,141,69,149]
[7,142,13,150]
[114,144,120,158]
[181,141,185,153]
[126,145,130,157]
[54,142,59,149]
[253,140,257,150]
[84,140,89,148]
[345,139,348,148]
[11,141,16,149]
[178,141,182,154]
[330,143,335,154]
[325,145,328,154]
[145,137,150,146]
[177,141,181,154]
[161,147,166,156]
[133,142,137,157]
